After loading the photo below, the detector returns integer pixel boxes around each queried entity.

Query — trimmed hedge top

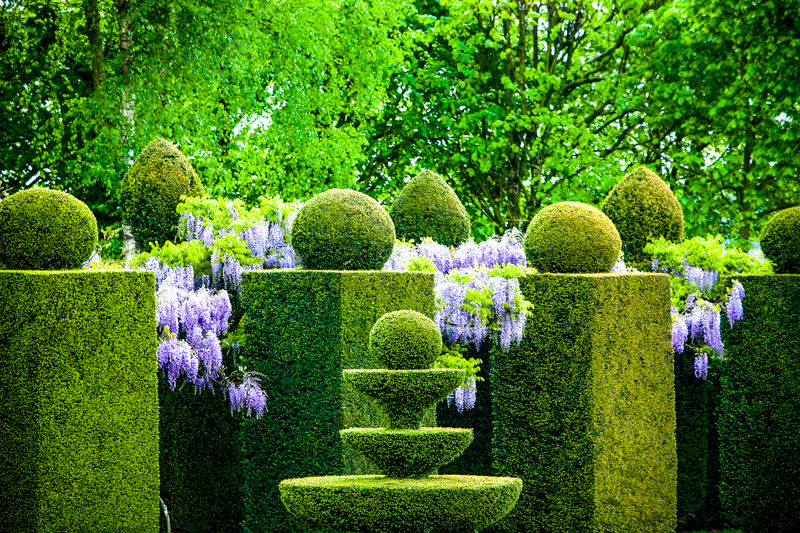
[390,170,471,247]
[291,188,396,270]
[523,201,621,273]
[760,205,800,273]
[0,188,98,270]
[369,310,443,369]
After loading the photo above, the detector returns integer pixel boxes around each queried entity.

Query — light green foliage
[759,206,800,274]
[405,256,437,272]
[131,239,212,276]
[369,310,443,369]
[177,195,299,238]
[434,343,483,386]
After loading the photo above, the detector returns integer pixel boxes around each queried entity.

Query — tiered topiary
[291,188,396,270]
[390,169,471,247]
[760,205,800,274]
[601,166,685,262]
[121,138,205,251]
[280,310,522,533]
[523,201,621,273]
[0,188,98,269]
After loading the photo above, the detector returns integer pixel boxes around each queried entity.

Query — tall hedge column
[240,269,435,532]
[0,270,159,532]
[492,273,677,532]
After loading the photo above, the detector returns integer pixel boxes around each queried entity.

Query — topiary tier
[281,311,522,533]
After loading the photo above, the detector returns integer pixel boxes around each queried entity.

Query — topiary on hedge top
[0,188,98,270]
[121,138,205,251]
[601,166,685,262]
[390,169,471,247]
[523,201,621,273]
[291,188,396,270]
[370,310,443,369]
[760,205,800,273]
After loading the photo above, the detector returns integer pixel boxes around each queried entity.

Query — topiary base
[280,475,521,533]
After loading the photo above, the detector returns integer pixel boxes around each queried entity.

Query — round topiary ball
[369,310,443,370]
[600,166,685,262]
[291,189,395,270]
[0,188,98,270]
[524,201,621,273]
[760,205,800,274]
[121,138,204,251]
[390,169,471,247]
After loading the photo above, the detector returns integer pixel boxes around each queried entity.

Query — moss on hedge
[369,310,443,369]
[759,206,800,274]
[0,270,159,532]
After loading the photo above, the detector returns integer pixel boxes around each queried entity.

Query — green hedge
[0,270,159,532]
[240,270,435,532]
[718,275,800,532]
[492,273,677,532]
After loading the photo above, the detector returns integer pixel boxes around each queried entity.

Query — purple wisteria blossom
[448,377,477,413]
[726,281,745,327]
[684,262,720,292]
[228,374,267,419]
[479,234,526,268]
[384,242,418,270]
[452,241,481,270]
[671,312,689,354]
[611,257,627,272]
[418,239,453,274]
[694,353,708,380]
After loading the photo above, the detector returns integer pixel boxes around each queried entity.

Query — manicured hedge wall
[718,274,800,532]
[492,273,677,533]
[0,270,159,532]
[240,270,435,533]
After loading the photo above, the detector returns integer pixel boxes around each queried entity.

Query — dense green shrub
[291,188,395,270]
[523,202,621,273]
[718,275,800,532]
[369,310,443,369]
[121,138,205,251]
[759,206,800,273]
[0,270,159,532]
[0,188,98,269]
[390,170,471,247]
[492,273,676,532]
[601,166,685,262]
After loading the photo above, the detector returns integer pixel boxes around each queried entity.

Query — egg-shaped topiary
[369,310,443,370]
[601,166,685,262]
[760,206,800,274]
[121,138,204,251]
[0,188,98,270]
[390,170,471,247]
[291,189,395,270]
[524,201,621,273]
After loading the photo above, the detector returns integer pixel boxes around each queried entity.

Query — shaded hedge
[718,274,800,532]
[0,270,159,532]
[240,270,435,532]
[492,273,676,532]
[759,206,800,274]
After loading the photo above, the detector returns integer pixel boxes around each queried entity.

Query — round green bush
[0,188,98,270]
[601,166,685,262]
[121,138,204,251]
[370,310,443,369]
[523,201,621,273]
[291,189,395,270]
[760,206,800,274]
[390,170,471,247]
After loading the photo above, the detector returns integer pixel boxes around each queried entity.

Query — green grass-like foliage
[344,368,466,429]
[280,475,522,533]
[340,427,473,478]
[760,205,800,273]
[291,188,395,270]
[523,202,621,273]
[390,169,471,247]
[121,138,205,251]
[369,309,443,369]
[601,166,685,262]
[0,188,98,269]
[493,273,676,532]
[718,275,800,532]
[0,270,159,532]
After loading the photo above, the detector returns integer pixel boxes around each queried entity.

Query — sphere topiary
[369,310,443,370]
[291,189,395,270]
[601,166,685,262]
[390,170,471,247]
[121,138,204,251]
[523,201,621,273]
[760,205,800,274]
[0,188,98,270]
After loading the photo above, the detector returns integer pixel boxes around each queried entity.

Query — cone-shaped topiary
[390,170,471,247]
[524,201,621,273]
[370,310,443,369]
[601,166,685,262]
[291,189,395,270]
[760,205,800,274]
[121,138,205,251]
[0,188,98,270]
